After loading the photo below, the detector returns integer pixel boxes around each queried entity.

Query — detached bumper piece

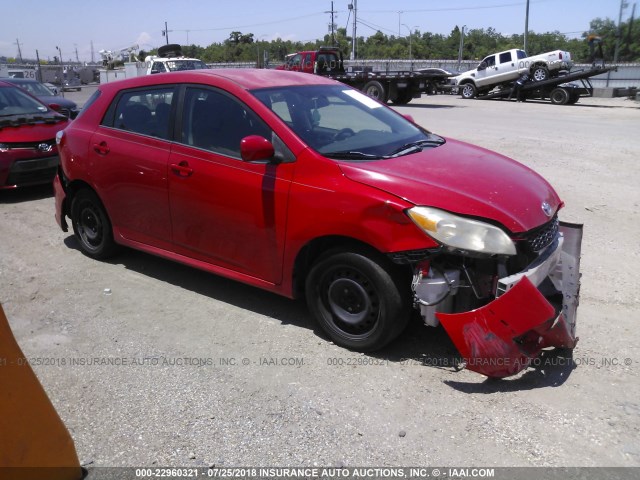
[437,223,582,378]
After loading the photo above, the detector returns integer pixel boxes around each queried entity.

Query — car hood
[337,138,561,233]
[0,116,68,143]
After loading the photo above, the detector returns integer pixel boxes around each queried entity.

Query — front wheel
[305,250,410,351]
[71,189,118,259]
[460,83,477,99]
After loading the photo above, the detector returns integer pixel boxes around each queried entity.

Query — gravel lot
[1,86,639,468]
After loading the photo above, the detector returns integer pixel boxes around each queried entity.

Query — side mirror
[240,135,275,162]
[477,62,487,71]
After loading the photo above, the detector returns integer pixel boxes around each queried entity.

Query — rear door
[496,51,519,83]
[89,86,175,248]
[167,86,295,284]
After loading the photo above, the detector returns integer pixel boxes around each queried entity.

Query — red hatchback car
[54,70,582,377]
[0,80,69,189]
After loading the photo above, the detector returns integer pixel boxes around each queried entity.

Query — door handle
[93,141,109,155]
[170,161,194,177]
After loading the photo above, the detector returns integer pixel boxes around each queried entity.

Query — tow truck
[473,64,618,105]
[277,47,453,104]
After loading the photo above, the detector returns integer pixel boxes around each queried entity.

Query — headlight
[407,206,516,256]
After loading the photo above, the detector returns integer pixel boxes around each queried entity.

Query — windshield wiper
[325,151,385,160]
[389,138,445,157]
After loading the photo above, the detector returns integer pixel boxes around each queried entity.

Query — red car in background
[53,70,582,378]
[0,80,69,189]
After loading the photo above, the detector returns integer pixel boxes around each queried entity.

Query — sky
[0,0,629,62]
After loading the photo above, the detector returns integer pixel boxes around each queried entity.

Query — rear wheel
[531,65,549,82]
[71,189,118,259]
[550,87,570,105]
[305,250,410,351]
[460,83,477,99]
[363,81,388,102]
[391,90,413,105]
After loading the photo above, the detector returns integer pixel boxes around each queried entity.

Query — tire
[568,93,580,104]
[460,82,477,99]
[531,65,549,82]
[71,189,118,259]
[391,90,413,105]
[362,81,387,102]
[305,250,410,352]
[550,87,570,105]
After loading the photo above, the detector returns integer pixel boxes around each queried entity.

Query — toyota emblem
[37,143,53,153]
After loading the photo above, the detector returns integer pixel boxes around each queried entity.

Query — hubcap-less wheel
[325,271,378,331]
[78,205,104,250]
[71,189,118,260]
[305,250,410,351]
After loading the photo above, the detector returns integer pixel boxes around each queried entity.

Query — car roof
[97,68,341,95]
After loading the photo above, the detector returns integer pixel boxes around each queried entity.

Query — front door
[168,86,295,284]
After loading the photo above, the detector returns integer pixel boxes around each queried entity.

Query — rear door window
[104,87,175,139]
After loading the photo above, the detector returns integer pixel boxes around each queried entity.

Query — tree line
[2,16,637,66]
[175,16,639,65]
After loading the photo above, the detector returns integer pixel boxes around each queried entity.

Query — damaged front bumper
[414,222,582,378]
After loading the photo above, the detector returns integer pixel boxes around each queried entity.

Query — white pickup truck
[99,44,208,84]
[454,48,573,99]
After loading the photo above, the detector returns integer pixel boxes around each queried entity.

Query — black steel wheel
[71,189,118,259]
[305,250,410,351]
[460,83,477,99]
[550,87,570,105]
[391,90,413,105]
[363,81,388,102]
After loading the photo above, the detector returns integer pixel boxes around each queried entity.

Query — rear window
[0,85,49,116]
[499,52,512,64]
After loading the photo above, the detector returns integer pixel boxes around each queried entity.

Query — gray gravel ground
[1,86,639,468]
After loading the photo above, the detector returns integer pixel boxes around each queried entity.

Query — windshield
[13,81,54,97]
[251,85,443,160]
[0,85,49,117]
[166,60,208,71]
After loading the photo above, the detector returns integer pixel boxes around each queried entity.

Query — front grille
[1,139,56,150]
[522,216,559,252]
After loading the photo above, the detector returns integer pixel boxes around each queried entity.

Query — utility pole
[15,38,23,63]
[326,1,337,46]
[163,21,170,45]
[614,0,628,64]
[524,0,530,52]
[91,41,95,63]
[75,44,80,64]
[35,50,42,82]
[349,0,357,60]
[457,25,467,70]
